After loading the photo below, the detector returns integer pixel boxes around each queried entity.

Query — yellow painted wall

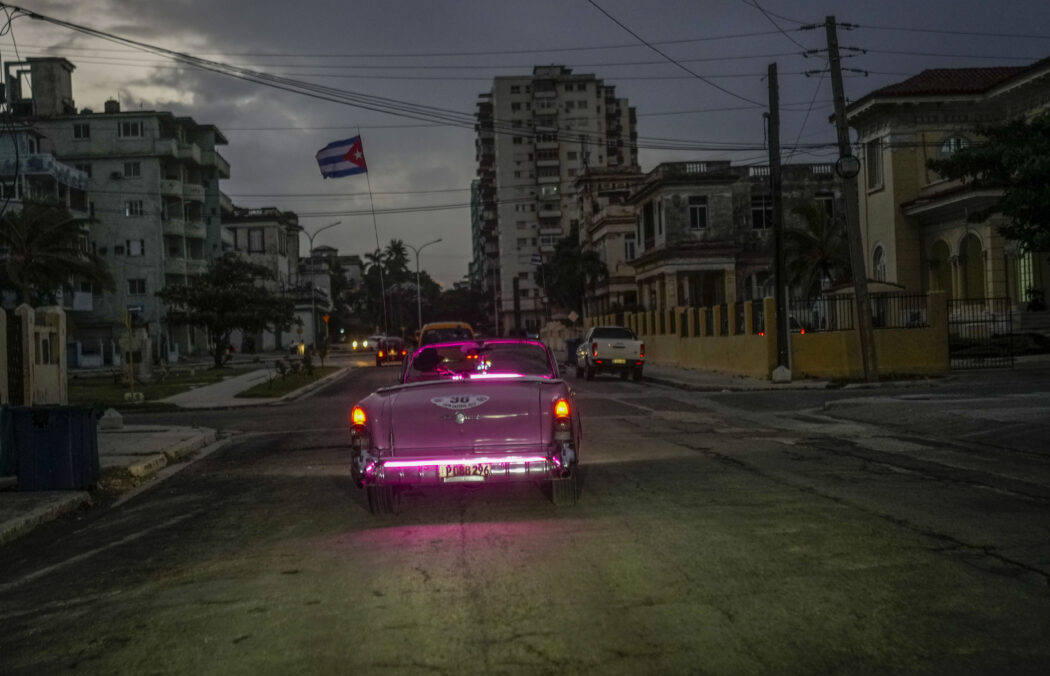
[624,292,948,381]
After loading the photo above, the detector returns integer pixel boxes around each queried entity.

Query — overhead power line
[585,0,766,106]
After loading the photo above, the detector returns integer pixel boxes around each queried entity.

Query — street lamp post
[304,220,341,351]
[407,238,442,332]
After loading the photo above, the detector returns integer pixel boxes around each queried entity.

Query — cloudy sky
[4,0,1049,285]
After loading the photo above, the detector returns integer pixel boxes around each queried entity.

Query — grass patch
[235,366,340,398]
[68,366,257,410]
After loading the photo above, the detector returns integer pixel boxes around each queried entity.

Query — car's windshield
[405,341,554,382]
[591,327,636,340]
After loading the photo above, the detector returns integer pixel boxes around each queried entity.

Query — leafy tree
[157,255,296,368]
[926,112,1050,252]
[541,225,607,315]
[783,201,851,298]
[0,202,113,305]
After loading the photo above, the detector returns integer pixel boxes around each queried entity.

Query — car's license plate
[440,463,491,482]
[613,358,627,364]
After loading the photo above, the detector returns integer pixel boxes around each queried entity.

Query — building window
[126,239,145,256]
[73,123,90,140]
[517,238,528,247]
[125,200,144,217]
[512,136,523,145]
[510,85,520,94]
[74,163,92,178]
[751,196,773,230]
[578,100,588,109]
[124,161,141,177]
[873,245,887,282]
[624,233,636,261]
[128,278,147,295]
[118,121,144,138]
[940,135,969,156]
[865,138,883,190]
[816,191,835,221]
[235,229,248,251]
[248,228,264,253]
[511,102,521,112]
[688,196,708,230]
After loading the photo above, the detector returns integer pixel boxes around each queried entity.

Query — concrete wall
[583,292,949,381]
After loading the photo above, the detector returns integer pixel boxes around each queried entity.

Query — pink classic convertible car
[349,339,581,514]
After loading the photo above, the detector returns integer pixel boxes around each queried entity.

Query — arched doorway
[959,233,984,299]
[930,240,952,299]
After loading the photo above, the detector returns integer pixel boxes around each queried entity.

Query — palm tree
[383,239,410,283]
[783,201,850,298]
[0,202,114,305]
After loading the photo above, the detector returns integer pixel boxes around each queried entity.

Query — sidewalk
[0,349,360,547]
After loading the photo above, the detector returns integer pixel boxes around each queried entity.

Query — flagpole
[359,131,389,335]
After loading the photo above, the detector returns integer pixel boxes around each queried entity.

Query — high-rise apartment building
[7,58,230,362]
[474,66,637,335]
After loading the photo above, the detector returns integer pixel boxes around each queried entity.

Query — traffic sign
[322,314,330,324]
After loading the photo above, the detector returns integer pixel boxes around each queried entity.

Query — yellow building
[846,59,1050,321]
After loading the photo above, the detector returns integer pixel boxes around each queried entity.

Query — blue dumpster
[0,406,15,477]
[7,406,99,491]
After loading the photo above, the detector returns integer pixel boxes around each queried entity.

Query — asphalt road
[2,360,1049,674]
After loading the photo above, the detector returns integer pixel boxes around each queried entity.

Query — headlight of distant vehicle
[352,339,359,349]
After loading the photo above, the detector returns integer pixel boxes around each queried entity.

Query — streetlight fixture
[407,238,442,332]
[304,220,341,351]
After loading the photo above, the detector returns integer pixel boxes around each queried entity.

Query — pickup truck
[575,325,644,381]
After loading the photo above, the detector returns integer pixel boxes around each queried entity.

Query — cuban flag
[316,135,368,178]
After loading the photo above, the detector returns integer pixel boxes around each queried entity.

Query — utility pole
[826,15,879,382]
[768,62,790,380]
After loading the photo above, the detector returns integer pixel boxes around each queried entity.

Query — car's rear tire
[550,473,577,506]
[367,484,396,514]
[575,363,583,378]
[585,365,595,381]
[632,367,643,382]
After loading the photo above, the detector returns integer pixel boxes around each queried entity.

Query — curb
[279,365,353,402]
[162,429,218,460]
[0,492,92,546]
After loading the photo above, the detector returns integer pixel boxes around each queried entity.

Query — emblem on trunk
[431,395,489,410]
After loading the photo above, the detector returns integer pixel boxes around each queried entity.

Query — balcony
[161,178,182,198]
[537,175,559,185]
[185,259,208,276]
[182,184,205,202]
[176,142,202,164]
[162,218,186,236]
[201,149,231,178]
[164,258,187,275]
[184,220,207,239]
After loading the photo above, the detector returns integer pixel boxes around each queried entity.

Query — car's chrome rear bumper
[372,455,556,486]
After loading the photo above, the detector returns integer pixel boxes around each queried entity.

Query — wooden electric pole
[768,63,790,377]
[826,15,879,382]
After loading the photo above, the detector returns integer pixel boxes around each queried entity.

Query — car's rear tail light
[351,406,367,426]
[378,350,385,358]
[553,397,572,440]
[401,350,407,356]
[592,342,598,357]
[640,343,645,359]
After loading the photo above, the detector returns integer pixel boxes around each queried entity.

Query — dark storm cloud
[6,0,1050,284]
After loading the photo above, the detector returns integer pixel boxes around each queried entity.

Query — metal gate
[948,297,1014,369]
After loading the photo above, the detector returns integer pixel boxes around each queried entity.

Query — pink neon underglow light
[383,455,549,468]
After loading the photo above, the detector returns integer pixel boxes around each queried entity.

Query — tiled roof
[846,56,1050,116]
[867,67,1027,98]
